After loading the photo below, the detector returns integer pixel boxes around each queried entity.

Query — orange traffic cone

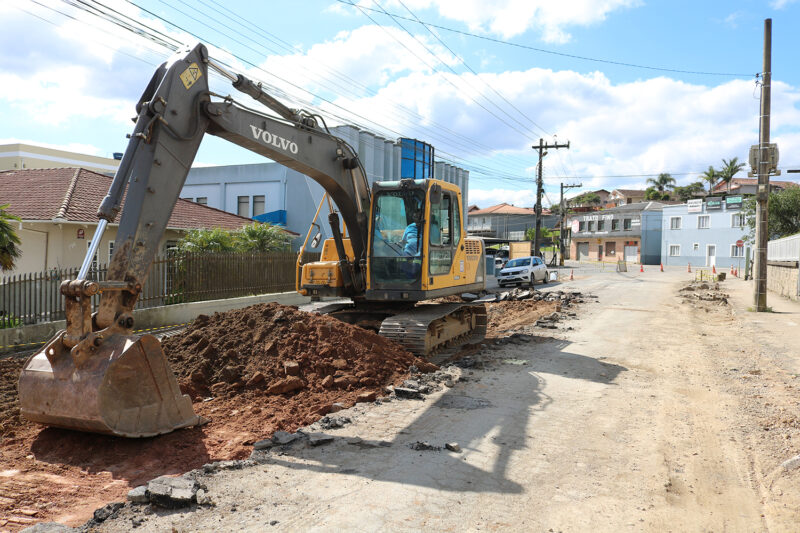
[734,268,738,277]
[730,265,734,274]
[660,263,664,272]
[712,265,717,274]
[569,269,574,281]
[640,264,644,273]
[687,262,691,273]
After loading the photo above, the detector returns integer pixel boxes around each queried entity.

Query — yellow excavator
[18,44,486,438]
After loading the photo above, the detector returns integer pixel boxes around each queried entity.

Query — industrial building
[181,125,470,251]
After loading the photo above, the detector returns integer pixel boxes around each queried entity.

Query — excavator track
[378,303,487,357]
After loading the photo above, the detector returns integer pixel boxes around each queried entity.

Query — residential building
[609,189,647,206]
[711,177,798,196]
[569,202,665,264]
[467,203,557,240]
[571,189,610,209]
[0,143,121,175]
[182,125,470,251]
[0,168,258,274]
[661,196,750,269]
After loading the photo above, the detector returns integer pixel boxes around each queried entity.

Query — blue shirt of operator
[402,222,420,256]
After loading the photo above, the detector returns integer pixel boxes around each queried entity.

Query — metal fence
[768,233,800,262]
[0,251,320,329]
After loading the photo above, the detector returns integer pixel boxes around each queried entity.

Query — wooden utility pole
[754,18,772,312]
[533,138,569,257]
[559,182,582,265]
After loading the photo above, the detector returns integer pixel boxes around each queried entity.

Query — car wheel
[541,271,548,284]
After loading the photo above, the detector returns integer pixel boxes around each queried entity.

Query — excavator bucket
[18,333,202,437]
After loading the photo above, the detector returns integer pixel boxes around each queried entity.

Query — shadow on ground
[262,337,626,495]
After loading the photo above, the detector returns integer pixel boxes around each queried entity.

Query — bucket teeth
[18,333,201,437]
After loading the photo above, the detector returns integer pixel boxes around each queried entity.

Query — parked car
[494,256,506,270]
[497,256,548,287]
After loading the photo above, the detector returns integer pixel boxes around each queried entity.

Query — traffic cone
[712,265,716,274]
[640,264,644,273]
[687,262,691,273]
[734,268,738,277]
[660,263,664,272]
[569,269,574,281]
[730,265,734,274]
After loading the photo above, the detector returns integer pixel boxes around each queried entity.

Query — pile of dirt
[0,356,24,438]
[0,303,434,530]
[162,302,434,400]
[486,299,560,336]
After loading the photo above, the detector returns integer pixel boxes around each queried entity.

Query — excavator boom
[18,43,372,437]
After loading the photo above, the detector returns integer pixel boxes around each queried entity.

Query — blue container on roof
[400,138,434,179]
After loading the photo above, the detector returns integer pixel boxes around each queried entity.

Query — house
[0,168,259,274]
[0,143,121,175]
[609,189,647,206]
[711,178,798,196]
[661,196,750,269]
[568,202,665,264]
[467,203,557,240]
[182,126,470,251]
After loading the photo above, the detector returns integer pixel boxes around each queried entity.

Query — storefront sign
[571,220,579,233]
[725,195,743,208]
[706,197,722,210]
[77,229,85,239]
[687,199,702,213]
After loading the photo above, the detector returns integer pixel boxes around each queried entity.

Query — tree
[177,223,293,253]
[0,204,22,272]
[719,157,746,194]
[701,166,719,194]
[235,223,292,252]
[571,192,601,206]
[177,227,236,253]
[646,172,676,192]
[742,186,800,243]
[672,181,706,202]
[644,187,670,201]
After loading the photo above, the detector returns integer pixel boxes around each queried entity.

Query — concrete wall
[0,291,312,353]
[767,262,800,301]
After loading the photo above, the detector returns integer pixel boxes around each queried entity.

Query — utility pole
[533,138,570,257]
[754,19,773,312]
[560,182,582,265]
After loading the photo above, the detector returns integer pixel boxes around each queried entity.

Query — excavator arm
[18,43,371,437]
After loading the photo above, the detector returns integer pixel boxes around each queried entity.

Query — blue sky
[1,0,799,207]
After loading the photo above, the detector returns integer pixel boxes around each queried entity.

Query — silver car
[497,256,548,287]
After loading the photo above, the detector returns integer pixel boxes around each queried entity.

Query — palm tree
[235,223,292,252]
[701,166,719,195]
[719,157,746,193]
[0,204,22,272]
[646,173,676,193]
[177,227,236,253]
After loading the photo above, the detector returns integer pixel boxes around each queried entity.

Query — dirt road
[33,268,800,530]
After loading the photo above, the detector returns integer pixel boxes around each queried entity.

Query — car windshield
[505,258,531,268]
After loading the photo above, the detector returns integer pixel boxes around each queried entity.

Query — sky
[1,0,799,208]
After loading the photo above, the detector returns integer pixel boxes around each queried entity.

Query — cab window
[429,190,455,275]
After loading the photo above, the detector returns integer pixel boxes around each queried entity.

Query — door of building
[577,243,589,261]
[624,245,637,262]
[706,244,716,267]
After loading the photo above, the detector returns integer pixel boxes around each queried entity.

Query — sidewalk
[724,276,800,376]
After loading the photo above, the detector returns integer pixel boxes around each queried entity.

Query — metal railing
[0,251,320,329]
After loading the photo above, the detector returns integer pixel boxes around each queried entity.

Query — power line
[334,0,755,78]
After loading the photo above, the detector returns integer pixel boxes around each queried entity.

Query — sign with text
[687,199,702,213]
[725,195,743,208]
[705,197,722,210]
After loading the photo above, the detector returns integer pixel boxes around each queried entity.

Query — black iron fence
[0,251,319,329]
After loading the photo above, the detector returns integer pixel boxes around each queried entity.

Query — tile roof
[712,177,799,192]
[470,202,550,216]
[611,189,646,196]
[0,167,256,231]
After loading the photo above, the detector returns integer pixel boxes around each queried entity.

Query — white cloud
[771,0,798,8]
[379,0,641,41]
[469,188,535,207]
